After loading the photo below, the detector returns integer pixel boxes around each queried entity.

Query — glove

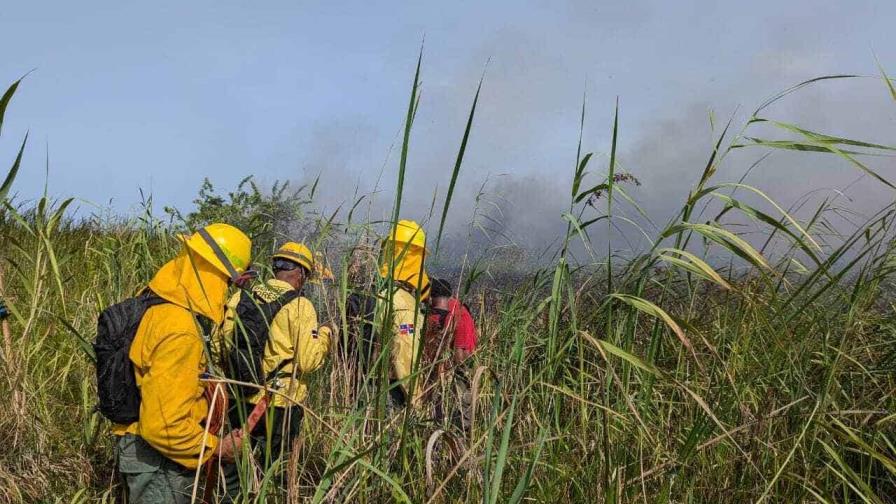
[0,299,8,320]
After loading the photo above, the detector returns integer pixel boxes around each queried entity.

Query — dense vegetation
[1,63,895,503]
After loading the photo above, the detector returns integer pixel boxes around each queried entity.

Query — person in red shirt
[426,278,477,430]
[428,278,477,364]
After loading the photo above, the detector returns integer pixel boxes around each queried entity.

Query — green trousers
[116,434,197,504]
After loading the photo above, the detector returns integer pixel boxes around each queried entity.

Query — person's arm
[452,303,477,365]
[215,430,244,461]
[137,331,221,469]
[292,298,330,374]
[454,347,473,363]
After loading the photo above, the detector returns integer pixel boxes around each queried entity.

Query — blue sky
[2,1,895,250]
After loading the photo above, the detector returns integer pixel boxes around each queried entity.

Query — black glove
[0,299,8,320]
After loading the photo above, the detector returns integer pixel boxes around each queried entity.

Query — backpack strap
[257,289,302,384]
[394,280,427,299]
[141,289,213,331]
[258,289,301,321]
[139,289,169,307]
[264,358,295,383]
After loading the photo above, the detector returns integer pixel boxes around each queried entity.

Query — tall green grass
[0,64,895,503]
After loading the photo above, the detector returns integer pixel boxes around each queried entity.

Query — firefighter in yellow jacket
[376,219,430,409]
[217,242,331,498]
[113,223,250,504]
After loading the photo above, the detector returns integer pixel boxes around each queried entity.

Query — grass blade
[435,67,485,253]
[0,75,27,136]
[609,293,694,354]
[0,132,27,202]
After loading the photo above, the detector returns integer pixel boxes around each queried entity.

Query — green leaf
[743,119,896,190]
[571,90,587,198]
[573,182,609,203]
[488,396,517,504]
[508,428,547,504]
[754,74,860,114]
[819,439,886,504]
[877,58,896,103]
[609,293,694,353]
[389,43,423,242]
[355,458,413,504]
[656,247,731,290]
[663,222,770,271]
[753,118,896,151]
[561,212,593,247]
[571,152,593,198]
[0,132,27,202]
[709,191,822,257]
[49,197,74,235]
[435,67,484,253]
[582,332,663,377]
[734,138,888,157]
[0,75,26,136]
[827,417,896,476]
[54,313,95,363]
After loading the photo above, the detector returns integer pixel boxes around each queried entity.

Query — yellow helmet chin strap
[197,228,239,282]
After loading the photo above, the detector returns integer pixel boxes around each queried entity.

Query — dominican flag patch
[399,323,416,335]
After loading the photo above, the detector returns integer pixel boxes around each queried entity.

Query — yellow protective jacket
[219,279,331,408]
[112,249,230,469]
[376,284,425,407]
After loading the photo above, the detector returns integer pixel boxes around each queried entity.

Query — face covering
[148,247,230,324]
[379,242,430,299]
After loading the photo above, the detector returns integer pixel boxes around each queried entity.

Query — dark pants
[219,403,304,502]
[116,434,196,504]
[388,380,408,413]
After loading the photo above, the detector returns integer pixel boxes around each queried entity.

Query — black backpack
[346,289,378,372]
[226,289,300,399]
[93,290,167,424]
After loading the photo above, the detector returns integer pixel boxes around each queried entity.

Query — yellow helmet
[273,242,335,282]
[272,242,314,271]
[179,223,252,280]
[387,219,427,251]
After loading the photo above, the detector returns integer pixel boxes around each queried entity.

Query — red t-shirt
[448,298,477,352]
[426,297,478,356]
